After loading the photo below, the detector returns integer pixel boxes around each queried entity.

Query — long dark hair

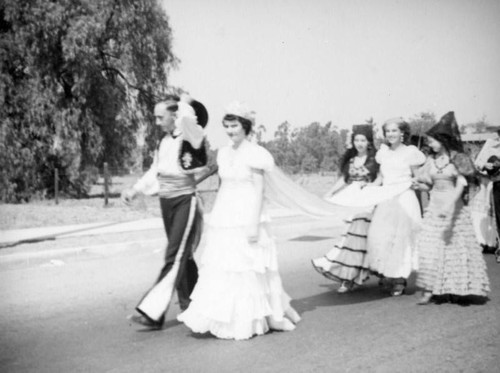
[340,133,378,182]
[427,134,475,178]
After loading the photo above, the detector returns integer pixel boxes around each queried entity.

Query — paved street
[1,215,499,373]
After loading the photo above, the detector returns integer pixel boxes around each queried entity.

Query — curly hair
[382,120,412,145]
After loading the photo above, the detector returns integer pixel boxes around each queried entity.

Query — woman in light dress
[365,118,426,296]
[472,132,500,259]
[177,102,302,340]
[412,112,490,304]
[312,124,379,292]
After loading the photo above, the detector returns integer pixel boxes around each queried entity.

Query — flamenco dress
[312,159,374,285]
[415,158,490,297]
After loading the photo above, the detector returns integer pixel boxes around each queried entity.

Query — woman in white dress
[365,118,426,296]
[177,102,301,340]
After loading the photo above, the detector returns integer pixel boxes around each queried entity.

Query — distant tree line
[258,112,494,175]
[259,121,348,174]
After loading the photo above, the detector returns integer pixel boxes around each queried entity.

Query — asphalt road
[1,215,499,373]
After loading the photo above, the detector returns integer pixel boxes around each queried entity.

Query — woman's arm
[323,176,346,198]
[247,169,265,243]
[411,180,431,192]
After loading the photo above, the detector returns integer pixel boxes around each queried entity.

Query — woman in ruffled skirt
[364,118,426,296]
[413,112,490,304]
[177,102,301,340]
[312,124,379,292]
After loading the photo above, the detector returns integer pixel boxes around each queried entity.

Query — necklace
[433,155,450,174]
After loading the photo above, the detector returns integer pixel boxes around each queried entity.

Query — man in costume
[122,95,209,328]
[474,126,500,262]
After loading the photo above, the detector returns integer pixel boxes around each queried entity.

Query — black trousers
[158,193,199,310]
[136,193,199,322]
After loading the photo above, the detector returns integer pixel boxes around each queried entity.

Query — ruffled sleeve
[243,143,275,172]
[451,152,475,177]
[407,145,426,166]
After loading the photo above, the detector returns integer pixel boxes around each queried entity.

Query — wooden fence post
[54,168,59,205]
[103,162,109,206]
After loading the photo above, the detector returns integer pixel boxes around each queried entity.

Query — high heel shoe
[417,291,432,305]
[338,281,356,293]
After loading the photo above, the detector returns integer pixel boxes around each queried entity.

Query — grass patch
[0,173,338,230]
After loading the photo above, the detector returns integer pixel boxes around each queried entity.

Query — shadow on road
[292,272,423,315]
[291,285,389,315]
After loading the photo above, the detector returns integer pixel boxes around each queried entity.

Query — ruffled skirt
[312,210,372,284]
[366,189,422,278]
[416,203,490,297]
[177,220,298,340]
[469,179,497,247]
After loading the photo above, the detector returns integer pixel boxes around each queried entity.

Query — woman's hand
[410,181,421,190]
[358,181,368,189]
[411,179,430,191]
[246,224,260,244]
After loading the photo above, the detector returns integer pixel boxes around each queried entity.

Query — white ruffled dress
[177,140,298,340]
[365,144,426,279]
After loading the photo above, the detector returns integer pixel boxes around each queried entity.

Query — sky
[161,0,500,148]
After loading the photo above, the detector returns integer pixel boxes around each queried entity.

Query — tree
[262,120,345,174]
[407,112,436,149]
[263,121,294,171]
[0,0,177,201]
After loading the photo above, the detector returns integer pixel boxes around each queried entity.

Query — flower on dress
[182,152,193,168]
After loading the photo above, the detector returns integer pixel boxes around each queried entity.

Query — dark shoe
[129,314,163,330]
[391,279,407,297]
